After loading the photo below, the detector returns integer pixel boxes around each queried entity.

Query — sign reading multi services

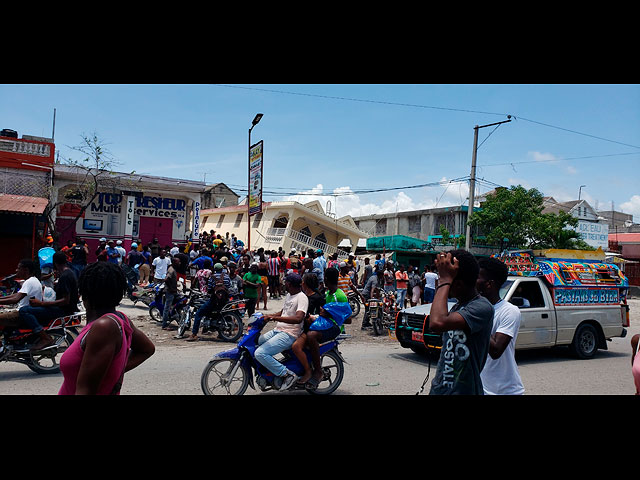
[90,193,186,217]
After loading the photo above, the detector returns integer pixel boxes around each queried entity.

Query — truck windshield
[499,280,514,300]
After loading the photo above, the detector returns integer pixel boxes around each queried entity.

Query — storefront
[52,166,204,261]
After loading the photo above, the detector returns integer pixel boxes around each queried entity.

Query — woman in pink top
[59,262,155,395]
[632,334,640,395]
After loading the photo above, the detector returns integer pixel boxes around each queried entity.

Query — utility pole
[465,116,512,251]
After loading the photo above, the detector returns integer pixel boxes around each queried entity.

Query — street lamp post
[247,113,263,252]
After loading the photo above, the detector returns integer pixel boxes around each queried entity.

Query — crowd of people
[2,229,638,396]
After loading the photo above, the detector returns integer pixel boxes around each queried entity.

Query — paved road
[1,298,638,395]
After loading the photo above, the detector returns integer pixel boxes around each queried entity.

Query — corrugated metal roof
[0,193,48,214]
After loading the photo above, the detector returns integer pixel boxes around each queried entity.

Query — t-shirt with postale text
[429,294,494,395]
[242,272,262,299]
[275,291,309,339]
[480,299,525,395]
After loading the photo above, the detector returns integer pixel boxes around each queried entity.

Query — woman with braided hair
[58,261,155,395]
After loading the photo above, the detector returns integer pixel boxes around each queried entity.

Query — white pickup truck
[394,254,630,359]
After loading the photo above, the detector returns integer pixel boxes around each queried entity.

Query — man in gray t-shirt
[427,249,493,395]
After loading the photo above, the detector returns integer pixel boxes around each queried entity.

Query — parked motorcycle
[347,291,361,318]
[200,312,346,395]
[176,290,245,342]
[0,308,83,374]
[148,284,189,326]
[128,282,161,307]
[370,291,397,336]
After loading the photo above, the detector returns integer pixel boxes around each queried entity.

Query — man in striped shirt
[268,250,281,300]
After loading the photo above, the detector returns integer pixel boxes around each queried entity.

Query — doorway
[139,217,173,248]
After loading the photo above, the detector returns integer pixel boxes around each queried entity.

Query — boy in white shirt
[477,257,525,395]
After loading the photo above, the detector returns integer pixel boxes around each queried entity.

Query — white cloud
[620,195,640,219]
[283,179,471,218]
[565,165,578,175]
[529,151,560,163]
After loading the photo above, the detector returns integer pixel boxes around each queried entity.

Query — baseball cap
[214,263,223,270]
[100,237,107,242]
[116,240,122,245]
[284,272,302,286]
[131,243,138,248]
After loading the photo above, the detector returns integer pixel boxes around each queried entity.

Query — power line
[210,84,640,150]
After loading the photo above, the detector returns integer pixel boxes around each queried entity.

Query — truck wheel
[570,323,598,359]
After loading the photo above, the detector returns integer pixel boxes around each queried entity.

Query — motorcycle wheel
[372,317,384,336]
[217,313,243,342]
[307,349,344,395]
[149,306,162,324]
[27,330,76,374]
[177,310,191,338]
[349,296,360,318]
[201,358,249,395]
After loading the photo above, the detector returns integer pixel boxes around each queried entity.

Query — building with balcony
[199,199,369,259]
[0,129,54,277]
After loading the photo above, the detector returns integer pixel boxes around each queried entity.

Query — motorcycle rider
[186,282,230,342]
[256,273,308,391]
[20,252,79,351]
[360,269,385,329]
[0,259,43,328]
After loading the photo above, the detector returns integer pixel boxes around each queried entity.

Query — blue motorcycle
[200,312,347,395]
[148,284,189,326]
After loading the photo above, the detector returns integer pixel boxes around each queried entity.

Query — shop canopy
[0,193,48,215]
[366,235,435,253]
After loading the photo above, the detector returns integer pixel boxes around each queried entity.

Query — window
[408,215,421,233]
[376,219,387,235]
[273,216,288,229]
[510,281,546,308]
[234,213,244,227]
[216,215,225,228]
[252,212,263,228]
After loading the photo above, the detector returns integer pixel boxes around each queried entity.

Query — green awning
[366,235,435,253]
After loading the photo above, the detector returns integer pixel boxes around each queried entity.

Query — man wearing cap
[95,238,108,260]
[256,273,309,391]
[105,240,121,264]
[115,240,126,265]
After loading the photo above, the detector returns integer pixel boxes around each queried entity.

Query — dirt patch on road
[130,301,398,348]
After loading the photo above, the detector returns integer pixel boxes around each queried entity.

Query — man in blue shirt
[105,240,121,264]
[313,249,327,287]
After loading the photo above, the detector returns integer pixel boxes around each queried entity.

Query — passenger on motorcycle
[292,269,342,388]
[20,252,79,351]
[187,283,230,341]
[256,273,308,391]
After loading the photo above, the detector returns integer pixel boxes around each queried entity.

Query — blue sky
[2,84,639,221]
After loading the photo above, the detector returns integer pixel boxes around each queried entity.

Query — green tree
[468,185,543,249]
[469,185,593,250]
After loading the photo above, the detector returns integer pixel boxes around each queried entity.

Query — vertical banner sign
[249,140,263,216]
[124,196,135,238]
[192,200,201,242]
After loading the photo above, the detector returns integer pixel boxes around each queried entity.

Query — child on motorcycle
[291,267,344,389]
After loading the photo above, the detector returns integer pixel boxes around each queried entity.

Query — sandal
[306,376,321,390]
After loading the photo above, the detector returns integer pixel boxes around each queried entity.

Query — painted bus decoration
[493,251,628,306]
